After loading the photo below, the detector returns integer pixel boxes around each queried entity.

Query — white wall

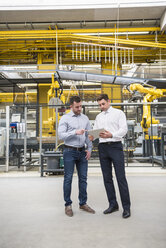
[161,10,166,30]
[0,0,166,10]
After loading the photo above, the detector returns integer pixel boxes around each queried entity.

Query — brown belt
[64,145,85,151]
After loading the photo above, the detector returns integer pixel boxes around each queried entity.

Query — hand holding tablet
[87,128,105,140]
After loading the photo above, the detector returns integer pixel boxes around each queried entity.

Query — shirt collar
[104,106,112,114]
[69,110,81,117]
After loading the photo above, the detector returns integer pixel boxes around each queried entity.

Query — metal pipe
[150,104,154,167]
[128,49,130,64]
[99,46,101,62]
[109,47,110,63]
[80,43,82,60]
[124,49,126,64]
[115,26,117,75]
[55,107,58,148]
[112,48,114,65]
[76,43,78,60]
[55,26,59,69]
[0,27,160,35]
[132,50,134,64]
[105,47,107,63]
[120,48,122,64]
[72,43,74,60]
[5,106,10,172]
[39,106,42,171]
[95,46,97,62]
[24,106,27,172]
[91,45,93,61]
[88,44,89,61]
[73,41,134,50]
[56,69,146,85]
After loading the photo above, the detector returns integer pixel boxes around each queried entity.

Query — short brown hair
[97,94,109,101]
[69,95,81,105]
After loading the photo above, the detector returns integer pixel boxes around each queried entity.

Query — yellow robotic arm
[44,73,65,136]
[48,73,65,105]
[129,84,165,135]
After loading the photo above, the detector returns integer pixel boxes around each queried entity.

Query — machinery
[43,72,65,136]
[48,72,65,106]
[1,69,166,169]
[127,83,166,164]
[129,83,166,137]
[0,127,5,157]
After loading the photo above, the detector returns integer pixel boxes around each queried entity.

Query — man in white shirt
[89,94,131,218]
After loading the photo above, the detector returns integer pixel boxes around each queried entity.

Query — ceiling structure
[0,1,166,23]
[0,1,166,93]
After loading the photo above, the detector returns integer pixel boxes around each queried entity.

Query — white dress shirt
[93,106,128,143]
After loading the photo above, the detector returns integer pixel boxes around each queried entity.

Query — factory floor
[0,163,166,248]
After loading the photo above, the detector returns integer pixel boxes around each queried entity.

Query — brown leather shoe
[65,205,73,217]
[79,204,95,214]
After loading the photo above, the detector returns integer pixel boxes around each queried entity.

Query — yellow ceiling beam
[0,33,165,49]
[0,35,165,48]
[0,27,161,40]
[0,26,160,36]
[71,34,166,49]
[0,36,166,48]
[0,27,165,64]
[2,48,165,55]
[0,33,165,42]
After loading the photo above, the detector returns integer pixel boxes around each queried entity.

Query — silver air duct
[56,70,146,85]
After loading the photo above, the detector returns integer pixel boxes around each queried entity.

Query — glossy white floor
[0,164,166,248]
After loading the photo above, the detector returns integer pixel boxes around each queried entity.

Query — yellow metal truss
[0,26,166,64]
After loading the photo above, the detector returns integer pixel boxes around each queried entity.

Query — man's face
[71,101,82,115]
[98,99,110,111]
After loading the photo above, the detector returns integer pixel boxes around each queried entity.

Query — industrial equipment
[41,151,64,176]
[152,126,166,168]
[129,83,166,137]
[43,72,65,136]
[48,72,65,105]
[0,127,5,157]
[127,83,166,164]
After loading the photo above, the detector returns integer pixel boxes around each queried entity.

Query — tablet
[87,128,105,139]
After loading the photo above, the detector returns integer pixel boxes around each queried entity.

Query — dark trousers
[98,142,131,210]
[63,148,88,207]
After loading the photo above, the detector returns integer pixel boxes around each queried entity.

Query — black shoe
[103,205,119,214]
[122,209,131,218]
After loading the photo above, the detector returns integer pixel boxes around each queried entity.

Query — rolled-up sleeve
[58,117,76,141]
